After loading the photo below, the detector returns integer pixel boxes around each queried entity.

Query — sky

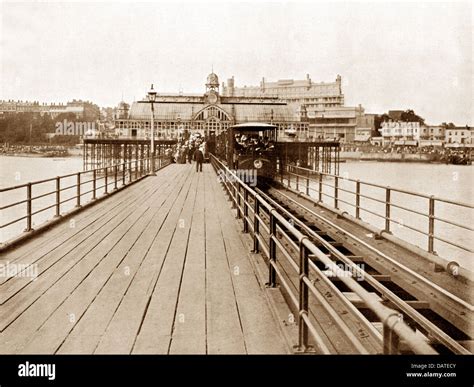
[0,0,472,125]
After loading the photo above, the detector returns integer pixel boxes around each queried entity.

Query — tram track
[255,184,473,354]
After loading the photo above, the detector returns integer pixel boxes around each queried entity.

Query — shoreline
[0,152,82,158]
[339,151,472,165]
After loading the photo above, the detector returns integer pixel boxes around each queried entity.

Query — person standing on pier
[194,146,204,172]
[187,144,194,164]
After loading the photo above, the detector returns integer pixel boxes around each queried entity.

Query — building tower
[205,72,220,104]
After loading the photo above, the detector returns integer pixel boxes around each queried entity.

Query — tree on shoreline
[0,112,80,145]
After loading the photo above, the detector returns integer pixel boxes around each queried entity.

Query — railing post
[355,180,360,219]
[231,182,237,209]
[296,170,299,191]
[306,169,310,196]
[318,173,323,202]
[129,161,132,183]
[385,188,391,233]
[114,165,118,191]
[122,163,126,185]
[252,197,260,253]
[25,183,32,232]
[92,169,97,200]
[243,190,249,233]
[104,167,108,194]
[334,176,339,209]
[55,176,61,217]
[428,196,435,253]
[383,314,401,354]
[76,173,81,207]
[135,160,138,180]
[297,239,309,351]
[268,211,277,287]
[236,182,242,219]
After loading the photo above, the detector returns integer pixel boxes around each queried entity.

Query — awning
[419,140,444,147]
[404,140,418,146]
[445,143,474,148]
[355,134,371,142]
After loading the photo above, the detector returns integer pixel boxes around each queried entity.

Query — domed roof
[206,72,219,87]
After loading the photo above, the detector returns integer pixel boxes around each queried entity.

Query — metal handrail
[284,165,473,255]
[210,154,437,355]
[0,155,170,240]
[257,186,471,354]
[288,164,473,206]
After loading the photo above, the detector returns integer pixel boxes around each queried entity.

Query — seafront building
[307,105,376,143]
[0,99,100,121]
[220,74,378,143]
[113,73,309,142]
[221,74,345,112]
[445,127,473,145]
[381,121,473,147]
[112,73,377,143]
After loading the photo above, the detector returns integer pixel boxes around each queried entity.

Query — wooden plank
[0,169,180,353]
[372,322,383,334]
[203,167,247,355]
[51,169,191,354]
[20,178,180,354]
[168,171,207,354]
[126,169,199,354]
[209,171,288,354]
[458,340,474,352]
[388,300,430,310]
[1,205,147,353]
[342,292,382,308]
[0,190,153,330]
[0,169,179,328]
[98,166,197,354]
[0,165,179,296]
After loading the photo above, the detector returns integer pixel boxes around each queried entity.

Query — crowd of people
[0,144,70,157]
[340,143,472,164]
[233,133,275,155]
[171,133,207,171]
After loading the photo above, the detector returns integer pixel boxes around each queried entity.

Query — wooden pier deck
[0,164,288,354]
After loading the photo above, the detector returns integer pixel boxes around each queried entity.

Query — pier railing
[210,154,437,355]
[282,164,473,266]
[0,155,170,245]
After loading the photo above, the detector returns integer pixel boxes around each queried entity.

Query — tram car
[217,122,278,184]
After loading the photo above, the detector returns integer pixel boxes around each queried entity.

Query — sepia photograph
[0,0,472,384]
